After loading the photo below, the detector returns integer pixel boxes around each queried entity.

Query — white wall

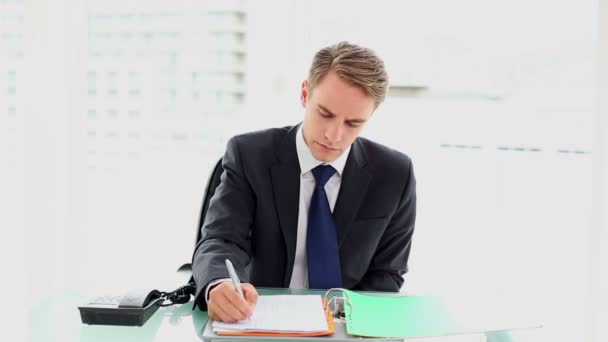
[589,0,608,341]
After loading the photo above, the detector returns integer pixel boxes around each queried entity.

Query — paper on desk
[212,295,329,333]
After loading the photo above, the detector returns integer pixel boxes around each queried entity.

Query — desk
[29,288,537,342]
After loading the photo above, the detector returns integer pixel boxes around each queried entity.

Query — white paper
[212,295,328,333]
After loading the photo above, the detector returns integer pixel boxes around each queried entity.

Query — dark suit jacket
[192,124,416,309]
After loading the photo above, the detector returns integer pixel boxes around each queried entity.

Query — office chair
[195,157,225,246]
[123,157,223,306]
[177,157,224,277]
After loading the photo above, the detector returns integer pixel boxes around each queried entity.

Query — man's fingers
[208,282,255,322]
[209,302,237,323]
[222,286,254,317]
[242,283,259,305]
[213,291,248,321]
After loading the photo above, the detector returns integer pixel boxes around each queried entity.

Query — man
[192,41,416,323]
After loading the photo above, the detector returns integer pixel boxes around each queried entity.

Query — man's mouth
[316,141,339,151]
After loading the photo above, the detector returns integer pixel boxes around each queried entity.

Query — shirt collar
[296,123,351,176]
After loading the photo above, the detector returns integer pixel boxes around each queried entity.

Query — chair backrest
[175,157,223,288]
[195,157,224,244]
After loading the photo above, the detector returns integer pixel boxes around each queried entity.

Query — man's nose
[325,122,343,144]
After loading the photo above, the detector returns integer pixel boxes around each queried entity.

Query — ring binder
[323,288,352,320]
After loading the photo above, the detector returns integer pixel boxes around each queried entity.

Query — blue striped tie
[307,164,342,289]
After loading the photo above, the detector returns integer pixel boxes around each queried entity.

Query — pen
[225,258,244,298]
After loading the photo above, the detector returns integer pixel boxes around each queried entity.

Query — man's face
[301,71,375,162]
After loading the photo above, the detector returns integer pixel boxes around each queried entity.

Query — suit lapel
[333,138,371,247]
[270,125,301,285]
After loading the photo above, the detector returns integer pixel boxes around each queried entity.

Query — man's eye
[347,122,360,128]
[319,111,330,117]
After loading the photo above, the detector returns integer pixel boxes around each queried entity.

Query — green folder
[341,290,459,338]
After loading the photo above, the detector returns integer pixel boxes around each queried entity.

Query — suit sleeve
[191,137,255,309]
[353,160,416,292]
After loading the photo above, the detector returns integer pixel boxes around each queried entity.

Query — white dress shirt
[205,124,352,300]
[288,125,351,288]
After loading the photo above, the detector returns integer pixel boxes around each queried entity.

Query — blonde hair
[307,41,389,109]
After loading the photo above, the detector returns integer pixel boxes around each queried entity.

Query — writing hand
[208,282,258,322]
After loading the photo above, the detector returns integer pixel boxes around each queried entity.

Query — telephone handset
[78,289,164,326]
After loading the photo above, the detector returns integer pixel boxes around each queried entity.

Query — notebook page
[212,295,329,333]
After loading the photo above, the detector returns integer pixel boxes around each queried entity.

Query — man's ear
[300,80,309,107]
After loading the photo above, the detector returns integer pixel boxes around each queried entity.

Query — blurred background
[1,0,606,341]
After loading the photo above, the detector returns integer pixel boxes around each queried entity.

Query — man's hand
[208,282,258,322]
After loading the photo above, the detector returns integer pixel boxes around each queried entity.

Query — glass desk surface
[29,288,540,342]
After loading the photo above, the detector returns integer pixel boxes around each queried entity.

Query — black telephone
[78,289,164,326]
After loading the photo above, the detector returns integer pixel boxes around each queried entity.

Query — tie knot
[312,165,336,187]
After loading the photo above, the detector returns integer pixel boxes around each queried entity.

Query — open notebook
[211,295,335,337]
